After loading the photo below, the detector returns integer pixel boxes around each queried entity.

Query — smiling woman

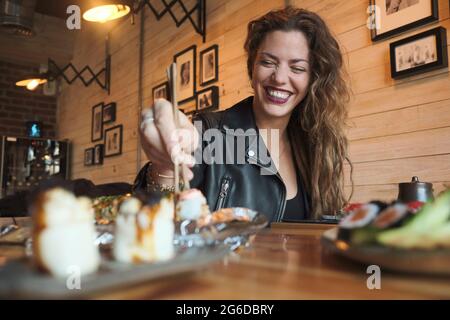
[136,6,352,222]
[251,31,310,122]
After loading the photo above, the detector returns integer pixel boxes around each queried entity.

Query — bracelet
[147,179,176,193]
[145,162,183,193]
[157,173,175,179]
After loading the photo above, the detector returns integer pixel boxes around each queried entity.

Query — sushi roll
[368,200,389,212]
[114,194,175,263]
[339,203,380,229]
[31,188,100,277]
[406,201,425,214]
[371,203,411,229]
[337,203,382,243]
[175,188,210,221]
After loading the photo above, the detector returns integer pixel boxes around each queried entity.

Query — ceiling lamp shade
[82,0,133,23]
[0,0,37,36]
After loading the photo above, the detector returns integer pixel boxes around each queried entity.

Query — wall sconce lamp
[16,55,111,94]
[15,77,47,91]
[81,0,206,42]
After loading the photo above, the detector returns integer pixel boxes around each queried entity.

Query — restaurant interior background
[1,0,450,204]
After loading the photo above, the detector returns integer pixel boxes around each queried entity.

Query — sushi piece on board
[371,203,411,229]
[339,203,380,229]
[114,194,175,263]
[31,188,100,277]
[175,188,210,221]
[406,201,425,214]
[337,203,381,243]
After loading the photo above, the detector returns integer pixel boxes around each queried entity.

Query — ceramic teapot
[397,176,434,203]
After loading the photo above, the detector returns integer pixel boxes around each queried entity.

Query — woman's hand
[140,98,199,181]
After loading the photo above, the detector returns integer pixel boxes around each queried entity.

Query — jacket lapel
[219,96,279,176]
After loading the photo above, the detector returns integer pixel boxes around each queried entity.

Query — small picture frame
[104,125,123,157]
[196,86,219,112]
[84,148,94,166]
[369,0,439,42]
[200,44,218,87]
[102,102,116,124]
[390,26,448,79]
[91,102,103,142]
[174,45,196,104]
[94,144,104,165]
[152,81,170,103]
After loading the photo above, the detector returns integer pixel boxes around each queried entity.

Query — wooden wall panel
[58,0,285,184]
[56,0,450,205]
[293,0,450,203]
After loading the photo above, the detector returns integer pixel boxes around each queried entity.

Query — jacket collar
[219,96,279,176]
[219,96,257,134]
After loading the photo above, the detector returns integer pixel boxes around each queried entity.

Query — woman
[136,6,352,222]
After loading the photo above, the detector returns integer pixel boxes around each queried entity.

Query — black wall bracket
[47,56,111,94]
[136,0,206,42]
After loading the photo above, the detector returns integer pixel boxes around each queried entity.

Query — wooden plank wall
[57,15,141,185]
[292,0,450,202]
[57,0,285,185]
[57,0,450,203]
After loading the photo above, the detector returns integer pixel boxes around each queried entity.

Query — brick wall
[0,59,56,138]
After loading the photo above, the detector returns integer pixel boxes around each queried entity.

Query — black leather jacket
[133,96,311,222]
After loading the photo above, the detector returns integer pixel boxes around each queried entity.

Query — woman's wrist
[151,165,175,183]
[146,163,177,193]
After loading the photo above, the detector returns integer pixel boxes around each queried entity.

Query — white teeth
[267,89,290,99]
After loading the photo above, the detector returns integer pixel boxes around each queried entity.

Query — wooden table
[1,217,450,299]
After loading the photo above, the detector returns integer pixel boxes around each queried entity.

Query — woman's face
[251,30,310,120]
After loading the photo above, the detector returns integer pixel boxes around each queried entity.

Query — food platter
[0,244,229,299]
[0,207,268,298]
[174,207,269,249]
[321,228,450,276]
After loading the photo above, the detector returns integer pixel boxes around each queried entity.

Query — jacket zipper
[215,176,232,210]
[247,155,287,222]
[276,179,287,222]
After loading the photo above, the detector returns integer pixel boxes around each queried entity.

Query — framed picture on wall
[174,45,196,104]
[94,144,104,165]
[102,102,116,124]
[152,81,170,103]
[200,44,218,86]
[91,102,103,142]
[369,0,439,42]
[196,86,219,112]
[84,148,94,166]
[104,125,123,157]
[390,27,448,78]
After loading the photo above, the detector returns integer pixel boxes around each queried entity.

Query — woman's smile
[264,86,293,105]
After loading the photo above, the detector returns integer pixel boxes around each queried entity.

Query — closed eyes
[258,59,307,74]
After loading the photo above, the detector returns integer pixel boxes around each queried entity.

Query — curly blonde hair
[244,6,353,218]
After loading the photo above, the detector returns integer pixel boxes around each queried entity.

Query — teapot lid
[399,176,432,187]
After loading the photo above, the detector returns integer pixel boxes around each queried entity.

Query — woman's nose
[271,65,288,84]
